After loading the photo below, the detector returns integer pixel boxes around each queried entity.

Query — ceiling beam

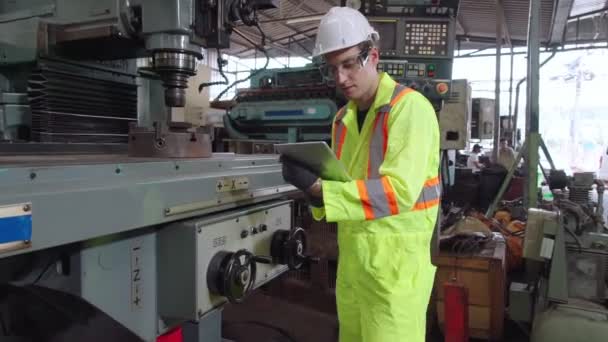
[230,26,318,56]
[456,13,470,36]
[495,0,512,47]
[231,27,311,59]
[254,13,325,24]
[285,0,324,18]
[549,0,576,44]
[257,11,314,44]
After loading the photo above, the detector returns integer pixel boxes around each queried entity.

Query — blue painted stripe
[265,110,304,117]
[0,215,32,243]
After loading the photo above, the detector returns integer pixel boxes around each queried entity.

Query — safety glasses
[319,47,370,82]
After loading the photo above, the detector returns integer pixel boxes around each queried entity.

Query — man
[497,138,516,170]
[281,6,440,342]
[467,143,483,172]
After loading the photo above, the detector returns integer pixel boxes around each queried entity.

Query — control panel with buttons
[404,21,448,56]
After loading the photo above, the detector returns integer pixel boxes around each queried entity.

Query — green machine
[510,172,608,342]
[224,65,345,144]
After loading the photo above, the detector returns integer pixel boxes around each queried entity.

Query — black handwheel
[207,249,257,304]
[270,227,307,270]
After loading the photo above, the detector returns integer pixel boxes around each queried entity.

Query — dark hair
[500,138,508,143]
[473,144,482,152]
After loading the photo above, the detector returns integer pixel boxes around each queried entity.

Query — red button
[436,83,449,95]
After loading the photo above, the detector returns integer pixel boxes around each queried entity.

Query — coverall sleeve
[321,92,439,222]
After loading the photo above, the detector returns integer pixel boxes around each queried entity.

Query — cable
[198,49,230,92]
[213,22,270,102]
[223,320,297,342]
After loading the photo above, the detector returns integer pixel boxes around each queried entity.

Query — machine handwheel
[207,249,257,304]
[270,227,307,270]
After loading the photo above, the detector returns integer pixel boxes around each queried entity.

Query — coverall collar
[336,72,396,124]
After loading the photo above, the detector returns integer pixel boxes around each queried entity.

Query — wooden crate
[432,238,506,340]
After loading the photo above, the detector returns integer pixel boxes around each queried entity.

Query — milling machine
[509,172,608,342]
[0,1,309,341]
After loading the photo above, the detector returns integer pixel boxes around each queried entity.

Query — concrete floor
[223,291,531,342]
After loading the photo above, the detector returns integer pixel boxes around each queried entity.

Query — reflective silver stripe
[377,104,391,113]
[391,84,407,100]
[366,178,392,218]
[367,84,409,178]
[335,106,347,121]
[368,112,387,178]
[415,181,442,207]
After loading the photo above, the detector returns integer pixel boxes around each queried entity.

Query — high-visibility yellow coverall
[312,72,440,342]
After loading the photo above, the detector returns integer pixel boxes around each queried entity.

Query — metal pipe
[594,180,605,231]
[539,137,556,170]
[568,7,608,20]
[494,7,503,163]
[454,43,607,58]
[512,49,557,146]
[525,0,541,209]
[486,140,528,217]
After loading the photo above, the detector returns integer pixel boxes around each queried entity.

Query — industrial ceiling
[226,0,608,59]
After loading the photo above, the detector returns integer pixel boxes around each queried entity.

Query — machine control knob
[258,224,268,232]
[207,250,257,304]
[270,227,308,270]
[423,85,432,93]
[250,226,258,235]
[241,230,249,239]
[436,82,449,95]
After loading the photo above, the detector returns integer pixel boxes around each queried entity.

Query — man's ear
[369,47,380,68]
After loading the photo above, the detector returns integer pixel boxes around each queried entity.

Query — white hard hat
[313,7,379,58]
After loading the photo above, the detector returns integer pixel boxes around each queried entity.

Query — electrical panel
[368,17,455,59]
[471,98,495,140]
[355,0,459,108]
[439,79,470,150]
[404,21,449,56]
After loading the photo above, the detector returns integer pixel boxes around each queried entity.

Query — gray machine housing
[158,201,291,322]
[439,79,470,150]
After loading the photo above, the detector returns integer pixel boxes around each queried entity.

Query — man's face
[500,140,507,148]
[323,45,379,100]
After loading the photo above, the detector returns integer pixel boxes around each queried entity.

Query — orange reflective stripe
[382,109,390,158]
[412,175,441,211]
[390,87,414,107]
[356,180,375,220]
[367,84,413,178]
[425,176,440,187]
[380,177,399,215]
[333,107,347,159]
[413,198,440,211]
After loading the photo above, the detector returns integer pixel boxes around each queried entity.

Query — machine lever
[253,255,273,264]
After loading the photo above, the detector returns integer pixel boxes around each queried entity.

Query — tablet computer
[275,141,351,182]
